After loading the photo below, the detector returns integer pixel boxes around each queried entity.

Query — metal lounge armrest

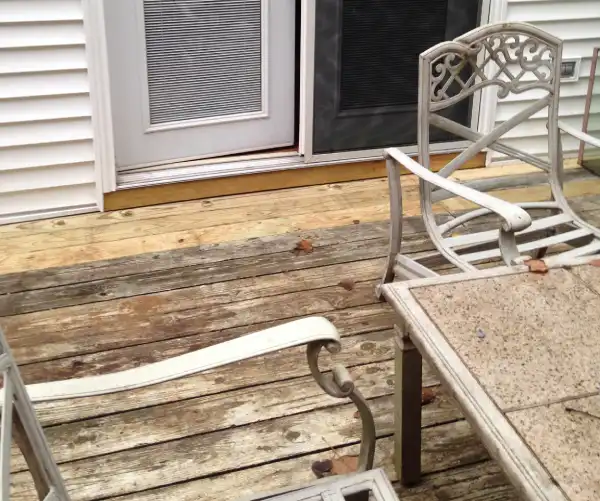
[385,148,532,233]
[0,317,377,501]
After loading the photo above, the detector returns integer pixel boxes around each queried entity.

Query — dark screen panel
[340,0,448,111]
[312,0,481,154]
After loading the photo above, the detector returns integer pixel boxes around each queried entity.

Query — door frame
[298,0,500,163]
[85,0,506,196]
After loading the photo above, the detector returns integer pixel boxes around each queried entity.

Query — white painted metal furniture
[243,469,399,501]
[382,257,600,500]
[0,317,384,501]
[378,22,600,290]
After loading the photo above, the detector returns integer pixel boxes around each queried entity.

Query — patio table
[381,258,600,501]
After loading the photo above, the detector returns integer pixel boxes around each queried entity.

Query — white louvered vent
[143,0,264,126]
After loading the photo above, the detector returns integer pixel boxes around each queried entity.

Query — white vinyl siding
[492,0,600,160]
[0,0,99,224]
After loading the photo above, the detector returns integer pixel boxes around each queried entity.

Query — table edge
[383,281,570,501]
[381,255,598,296]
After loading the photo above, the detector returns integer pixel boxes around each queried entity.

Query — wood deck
[1,165,600,500]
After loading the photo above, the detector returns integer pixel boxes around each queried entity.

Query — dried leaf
[591,259,600,267]
[524,259,549,274]
[352,219,360,225]
[330,455,359,475]
[338,278,355,291]
[421,387,436,406]
[294,239,314,254]
[311,459,333,478]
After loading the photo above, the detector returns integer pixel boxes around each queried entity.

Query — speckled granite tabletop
[411,265,600,501]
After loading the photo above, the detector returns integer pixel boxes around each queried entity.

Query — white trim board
[481,0,509,166]
[0,204,98,226]
[81,0,117,196]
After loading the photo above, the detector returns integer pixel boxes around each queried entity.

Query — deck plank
[3,277,381,364]
[13,361,446,470]
[11,410,482,501]
[2,187,599,501]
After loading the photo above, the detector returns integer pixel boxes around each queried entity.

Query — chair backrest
[417,22,564,182]
[0,329,70,501]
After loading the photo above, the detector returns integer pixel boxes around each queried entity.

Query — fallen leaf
[421,387,436,405]
[591,259,600,267]
[294,239,314,254]
[330,455,359,475]
[352,219,360,225]
[524,259,548,274]
[311,459,333,478]
[338,278,355,291]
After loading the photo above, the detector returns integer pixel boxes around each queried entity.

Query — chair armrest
[385,147,532,232]
[16,317,341,403]
[558,120,600,149]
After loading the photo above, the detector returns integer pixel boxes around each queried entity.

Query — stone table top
[382,262,600,501]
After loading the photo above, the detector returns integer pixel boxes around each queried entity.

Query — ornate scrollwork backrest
[423,22,562,111]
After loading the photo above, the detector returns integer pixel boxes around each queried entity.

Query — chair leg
[533,227,557,260]
[393,323,422,486]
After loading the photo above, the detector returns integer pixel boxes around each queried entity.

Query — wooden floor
[1,165,600,500]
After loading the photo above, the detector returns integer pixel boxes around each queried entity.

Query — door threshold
[116,150,384,190]
[117,152,304,190]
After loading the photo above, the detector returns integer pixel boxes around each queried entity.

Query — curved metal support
[307,341,376,472]
[499,229,522,265]
[3,317,340,404]
[377,155,404,299]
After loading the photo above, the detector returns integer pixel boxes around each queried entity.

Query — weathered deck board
[12,415,483,500]
[111,453,515,501]
[12,366,450,472]
[3,186,598,501]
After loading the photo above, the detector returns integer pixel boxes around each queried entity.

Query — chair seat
[392,210,600,280]
[446,211,598,264]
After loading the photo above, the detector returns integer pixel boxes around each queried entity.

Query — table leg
[394,323,422,486]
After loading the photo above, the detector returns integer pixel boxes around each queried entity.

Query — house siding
[0,0,598,223]
[0,0,99,224]
[491,0,600,160]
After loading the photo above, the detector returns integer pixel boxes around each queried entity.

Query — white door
[104,0,296,170]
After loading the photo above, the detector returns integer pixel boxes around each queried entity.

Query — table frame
[381,256,599,501]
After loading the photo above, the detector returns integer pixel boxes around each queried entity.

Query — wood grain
[2,160,592,274]
[11,401,483,501]
[3,270,383,365]
[3,182,599,501]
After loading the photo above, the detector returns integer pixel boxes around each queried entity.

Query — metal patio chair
[0,318,398,501]
[377,22,600,289]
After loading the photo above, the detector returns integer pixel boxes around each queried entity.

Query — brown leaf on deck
[330,455,360,475]
[524,259,549,274]
[422,387,436,405]
[294,239,314,254]
[338,278,355,291]
[311,459,333,478]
